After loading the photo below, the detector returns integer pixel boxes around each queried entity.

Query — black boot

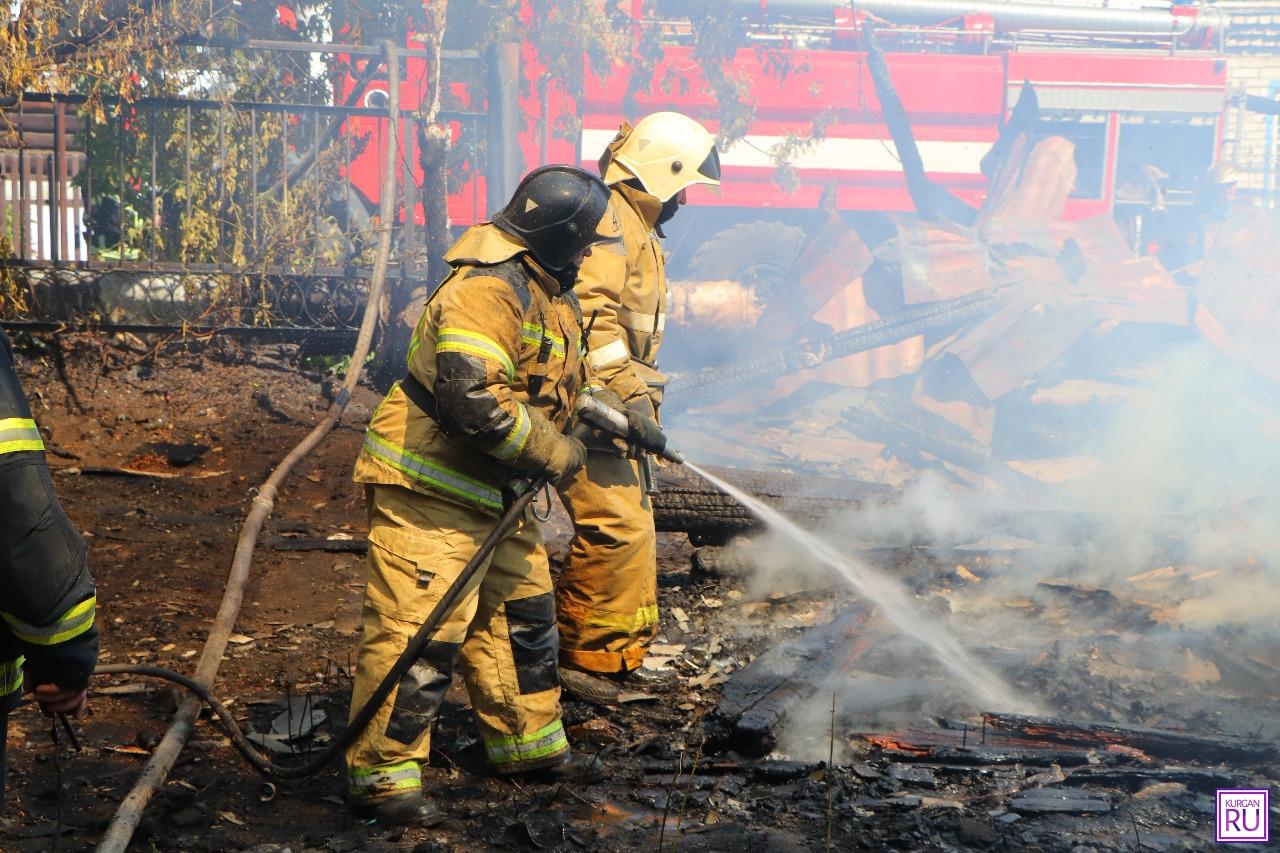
[560,667,646,705]
[504,751,606,785]
[350,791,446,827]
[559,666,673,706]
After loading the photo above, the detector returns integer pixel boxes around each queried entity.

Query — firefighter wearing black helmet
[346,166,623,825]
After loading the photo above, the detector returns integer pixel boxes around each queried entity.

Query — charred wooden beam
[652,464,889,545]
[265,536,369,554]
[863,22,976,226]
[707,604,873,756]
[882,745,1100,767]
[979,82,1040,182]
[863,21,938,222]
[1009,788,1111,815]
[1063,765,1244,795]
[982,713,1279,765]
[654,487,864,545]
[840,390,1041,490]
[665,289,1003,407]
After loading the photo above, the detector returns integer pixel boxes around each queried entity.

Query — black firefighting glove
[625,403,666,456]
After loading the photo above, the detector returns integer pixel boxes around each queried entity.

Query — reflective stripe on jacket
[354,224,589,514]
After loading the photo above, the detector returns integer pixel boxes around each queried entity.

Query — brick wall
[1223,56,1280,198]
[1223,6,1280,200]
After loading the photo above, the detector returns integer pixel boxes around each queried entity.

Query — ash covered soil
[2,337,1275,852]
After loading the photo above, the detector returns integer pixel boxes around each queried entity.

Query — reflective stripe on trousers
[347,759,422,799]
[347,485,569,792]
[582,604,659,633]
[485,719,569,768]
[555,452,659,674]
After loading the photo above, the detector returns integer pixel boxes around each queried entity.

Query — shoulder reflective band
[586,339,629,371]
[490,403,532,462]
[437,328,516,383]
[362,431,503,512]
[0,655,23,696]
[2,596,96,646]
[0,417,44,455]
[348,760,422,798]
[484,719,569,767]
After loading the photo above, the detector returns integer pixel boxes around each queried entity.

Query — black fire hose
[88,462,558,780]
[89,401,682,780]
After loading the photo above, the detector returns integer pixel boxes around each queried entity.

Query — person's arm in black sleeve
[0,330,97,715]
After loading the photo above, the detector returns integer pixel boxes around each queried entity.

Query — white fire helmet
[602,112,721,202]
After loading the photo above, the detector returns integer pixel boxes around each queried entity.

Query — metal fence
[0,41,520,337]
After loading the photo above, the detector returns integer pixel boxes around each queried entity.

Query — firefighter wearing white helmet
[555,112,721,691]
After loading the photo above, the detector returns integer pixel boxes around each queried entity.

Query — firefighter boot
[555,451,659,676]
[502,750,607,785]
[349,788,446,828]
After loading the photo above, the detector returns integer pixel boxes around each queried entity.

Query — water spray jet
[683,461,1038,715]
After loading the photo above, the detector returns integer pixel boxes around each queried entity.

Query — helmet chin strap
[656,195,681,227]
[551,262,581,294]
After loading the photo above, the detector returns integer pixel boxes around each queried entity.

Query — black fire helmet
[492,165,622,271]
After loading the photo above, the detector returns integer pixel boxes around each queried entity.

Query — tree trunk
[372,0,450,393]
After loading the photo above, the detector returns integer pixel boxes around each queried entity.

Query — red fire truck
[342,0,1230,285]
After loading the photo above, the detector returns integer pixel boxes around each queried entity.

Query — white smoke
[678,338,1280,757]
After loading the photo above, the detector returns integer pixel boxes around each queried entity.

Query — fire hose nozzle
[574,394,684,465]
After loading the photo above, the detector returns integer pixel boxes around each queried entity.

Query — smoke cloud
[668,335,1280,759]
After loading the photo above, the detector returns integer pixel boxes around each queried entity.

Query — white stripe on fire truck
[580,129,989,176]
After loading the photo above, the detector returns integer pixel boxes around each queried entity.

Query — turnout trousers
[555,451,658,674]
[346,484,567,803]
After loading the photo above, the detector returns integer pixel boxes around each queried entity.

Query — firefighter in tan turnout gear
[556,112,721,686]
[346,166,627,826]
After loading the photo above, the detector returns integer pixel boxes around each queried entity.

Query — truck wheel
[685,221,806,299]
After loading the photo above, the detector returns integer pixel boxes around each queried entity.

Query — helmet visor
[697,146,722,184]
